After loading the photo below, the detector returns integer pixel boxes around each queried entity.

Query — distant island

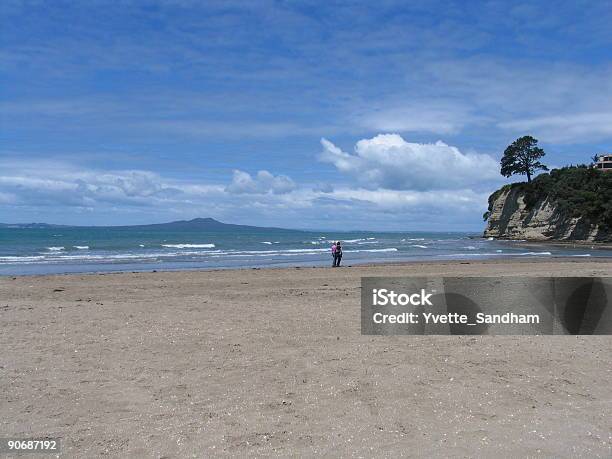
[0,217,294,232]
[0,222,68,229]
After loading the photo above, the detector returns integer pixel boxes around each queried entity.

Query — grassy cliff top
[485,166,612,230]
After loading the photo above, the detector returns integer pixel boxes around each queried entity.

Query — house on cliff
[593,154,612,171]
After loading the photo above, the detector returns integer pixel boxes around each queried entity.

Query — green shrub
[485,166,612,229]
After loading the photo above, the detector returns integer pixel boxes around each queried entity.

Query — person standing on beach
[331,242,337,267]
[334,241,343,267]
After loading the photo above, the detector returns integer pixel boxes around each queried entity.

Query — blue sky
[1,0,611,230]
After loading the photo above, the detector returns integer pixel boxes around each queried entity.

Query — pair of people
[331,241,343,267]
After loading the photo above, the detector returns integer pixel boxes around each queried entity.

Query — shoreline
[2,255,612,278]
[481,236,612,249]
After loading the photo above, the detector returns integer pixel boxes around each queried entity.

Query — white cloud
[139,120,334,139]
[319,134,499,190]
[499,112,612,144]
[351,59,612,144]
[0,157,492,230]
[0,166,191,208]
[328,187,485,210]
[0,191,15,204]
[225,170,296,194]
[356,103,479,135]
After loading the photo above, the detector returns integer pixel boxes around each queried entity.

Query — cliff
[483,166,611,242]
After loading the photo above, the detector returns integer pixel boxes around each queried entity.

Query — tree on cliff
[500,136,548,183]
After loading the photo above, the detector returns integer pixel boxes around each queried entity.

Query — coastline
[1,254,611,278]
[2,253,612,278]
[2,258,611,456]
[481,236,612,250]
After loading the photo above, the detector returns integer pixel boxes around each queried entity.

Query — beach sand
[1,259,611,457]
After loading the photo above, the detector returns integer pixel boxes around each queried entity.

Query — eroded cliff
[483,185,608,241]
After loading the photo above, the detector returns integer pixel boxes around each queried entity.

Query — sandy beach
[1,259,611,457]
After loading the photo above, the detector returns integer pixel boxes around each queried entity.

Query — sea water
[1,226,610,275]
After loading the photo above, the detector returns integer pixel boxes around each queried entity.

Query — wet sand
[1,259,611,457]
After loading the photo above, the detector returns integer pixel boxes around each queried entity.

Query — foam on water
[161,243,215,249]
[353,248,397,253]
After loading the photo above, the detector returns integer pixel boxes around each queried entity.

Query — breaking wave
[161,243,215,249]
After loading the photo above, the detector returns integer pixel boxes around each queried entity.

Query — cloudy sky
[1,0,611,230]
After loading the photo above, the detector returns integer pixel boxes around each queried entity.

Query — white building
[593,154,612,171]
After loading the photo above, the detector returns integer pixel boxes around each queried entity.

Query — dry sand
[1,259,611,458]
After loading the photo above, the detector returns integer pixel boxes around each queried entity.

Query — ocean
[1,226,610,275]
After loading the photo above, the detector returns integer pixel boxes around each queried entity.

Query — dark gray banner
[361,277,612,335]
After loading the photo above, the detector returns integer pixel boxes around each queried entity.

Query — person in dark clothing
[334,241,343,267]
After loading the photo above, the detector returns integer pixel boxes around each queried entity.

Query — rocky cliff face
[483,186,610,242]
